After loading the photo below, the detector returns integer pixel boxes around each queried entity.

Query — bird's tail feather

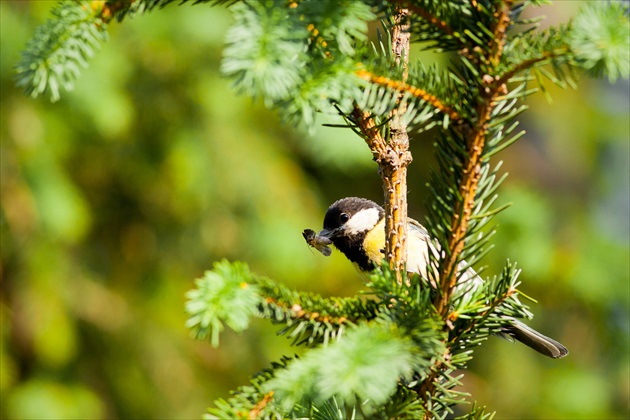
[501,318,569,359]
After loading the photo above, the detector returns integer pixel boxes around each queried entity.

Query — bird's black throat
[331,232,375,272]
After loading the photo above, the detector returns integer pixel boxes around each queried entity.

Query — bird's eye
[339,213,349,223]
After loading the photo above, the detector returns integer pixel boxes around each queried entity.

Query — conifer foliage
[18,1,629,418]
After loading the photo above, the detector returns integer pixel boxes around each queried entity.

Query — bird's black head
[323,197,384,233]
[319,197,384,270]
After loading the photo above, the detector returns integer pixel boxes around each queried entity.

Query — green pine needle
[14,2,109,102]
[570,2,630,82]
[185,260,260,347]
[264,322,419,413]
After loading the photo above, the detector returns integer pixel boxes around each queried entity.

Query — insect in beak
[302,228,333,256]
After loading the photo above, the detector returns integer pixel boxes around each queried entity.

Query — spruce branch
[569,1,630,83]
[262,321,441,415]
[186,260,379,347]
[100,0,235,22]
[87,0,130,23]
[433,0,517,318]
[258,284,380,347]
[348,106,389,161]
[390,0,454,36]
[185,261,261,347]
[346,100,414,286]
[381,0,473,54]
[384,6,412,284]
[14,0,231,101]
[14,1,110,102]
[433,108,490,317]
[355,69,462,122]
[416,262,528,419]
[489,0,513,67]
[206,356,292,419]
[450,262,529,346]
[495,50,560,88]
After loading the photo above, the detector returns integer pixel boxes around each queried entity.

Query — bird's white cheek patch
[345,208,380,234]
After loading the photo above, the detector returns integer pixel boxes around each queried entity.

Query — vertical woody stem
[433,1,512,316]
[419,3,514,417]
[383,7,411,285]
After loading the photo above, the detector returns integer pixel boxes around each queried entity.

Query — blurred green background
[1,1,628,418]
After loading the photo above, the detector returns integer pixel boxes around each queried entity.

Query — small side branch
[489,1,512,66]
[355,70,462,122]
[349,106,389,161]
[244,391,275,419]
[495,50,567,87]
[418,356,448,420]
[262,296,354,327]
[391,0,454,36]
[434,105,491,315]
[87,0,131,23]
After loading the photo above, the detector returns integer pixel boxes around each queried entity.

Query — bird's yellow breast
[362,218,386,265]
[362,218,432,278]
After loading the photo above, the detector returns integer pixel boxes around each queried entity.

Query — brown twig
[349,107,389,161]
[490,1,512,66]
[262,297,353,327]
[347,8,413,285]
[348,105,411,284]
[433,0,513,318]
[243,391,274,420]
[434,103,491,316]
[390,0,454,36]
[355,70,462,122]
[420,3,517,414]
[420,285,518,418]
[494,50,565,88]
[386,7,412,284]
[419,354,449,420]
[87,1,130,23]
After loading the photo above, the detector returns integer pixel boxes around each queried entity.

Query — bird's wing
[407,218,483,295]
[406,219,437,280]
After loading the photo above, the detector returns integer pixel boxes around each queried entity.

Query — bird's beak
[317,228,336,241]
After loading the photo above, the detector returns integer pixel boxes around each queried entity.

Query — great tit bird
[303,197,568,359]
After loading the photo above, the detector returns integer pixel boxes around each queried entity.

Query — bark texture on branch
[383,8,411,285]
